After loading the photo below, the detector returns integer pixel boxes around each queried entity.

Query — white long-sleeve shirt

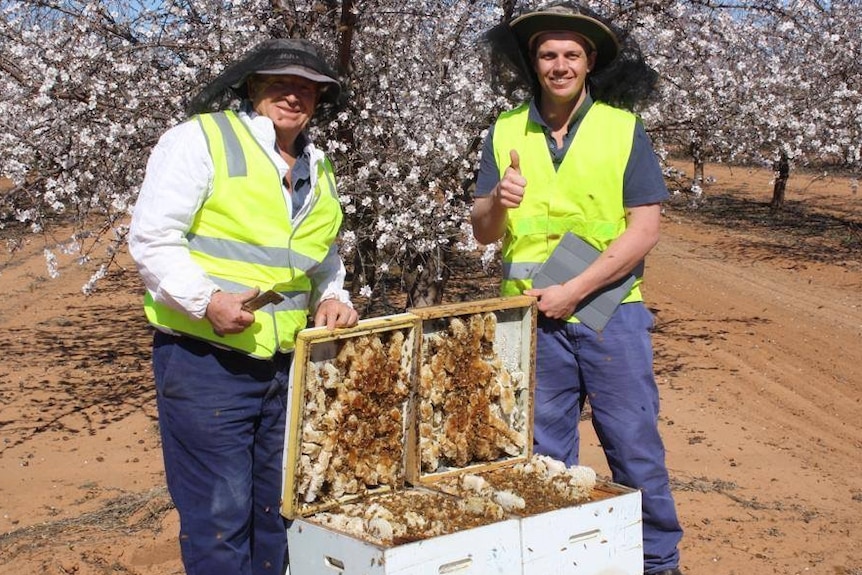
[129,107,351,320]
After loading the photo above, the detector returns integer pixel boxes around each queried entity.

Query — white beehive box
[427,460,643,575]
[519,483,642,575]
[406,297,642,575]
[281,297,641,575]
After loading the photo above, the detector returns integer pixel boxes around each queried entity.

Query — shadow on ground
[666,192,862,266]
[0,269,155,453]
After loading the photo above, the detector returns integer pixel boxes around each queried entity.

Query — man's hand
[471,149,526,245]
[314,299,359,330]
[524,283,581,320]
[205,287,259,336]
[496,149,527,208]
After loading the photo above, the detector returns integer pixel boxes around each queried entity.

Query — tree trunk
[500,0,517,21]
[350,236,377,299]
[337,0,357,79]
[771,152,790,209]
[693,158,704,190]
[406,245,452,309]
[690,141,704,195]
[335,0,357,153]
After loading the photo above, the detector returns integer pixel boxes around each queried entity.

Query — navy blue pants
[153,332,290,575]
[533,303,683,574]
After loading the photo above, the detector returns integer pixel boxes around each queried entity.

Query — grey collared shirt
[289,132,312,217]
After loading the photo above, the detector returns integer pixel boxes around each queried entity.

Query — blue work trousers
[153,332,290,575]
[533,303,683,574]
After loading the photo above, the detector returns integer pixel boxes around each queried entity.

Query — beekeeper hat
[188,38,341,114]
[484,1,658,111]
[509,3,620,71]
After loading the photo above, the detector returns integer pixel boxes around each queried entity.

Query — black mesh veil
[484,1,658,111]
[485,19,540,97]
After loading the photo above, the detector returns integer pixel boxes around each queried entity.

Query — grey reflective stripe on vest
[503,261,540,281]
[323,170,337,199]
[211,277,310,312]
[212,112,247,178]
[187,233,319,271]
[504,259,646,283]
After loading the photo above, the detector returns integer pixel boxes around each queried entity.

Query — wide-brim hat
[188,38,341,114]
[509,4,620,71]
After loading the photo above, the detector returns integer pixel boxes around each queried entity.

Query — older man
[129,39,357,575]
[471,4,684,574]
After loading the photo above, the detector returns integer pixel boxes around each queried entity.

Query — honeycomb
[305,454,599,546]
[418,312,528,472]
[296,328,413,504]
[308,488,509,546]
[431,454,598,516]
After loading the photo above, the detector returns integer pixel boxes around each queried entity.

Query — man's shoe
[648,569,684,575]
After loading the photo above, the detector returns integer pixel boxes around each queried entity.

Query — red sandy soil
[0,161,860,575]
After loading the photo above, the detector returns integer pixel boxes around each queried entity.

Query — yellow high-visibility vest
[144,111,343,358]
[492,101,643,308]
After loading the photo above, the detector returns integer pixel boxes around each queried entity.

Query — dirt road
[0,163,860,574]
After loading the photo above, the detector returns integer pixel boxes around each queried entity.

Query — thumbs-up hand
[496,149,527,208]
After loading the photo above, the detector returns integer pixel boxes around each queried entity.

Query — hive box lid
[405,296,537,484]
[281,314,420,519]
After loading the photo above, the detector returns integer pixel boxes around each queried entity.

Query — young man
[129,39,358,575]
[471,4,684,574]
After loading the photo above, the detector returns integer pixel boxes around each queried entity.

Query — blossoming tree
[1,0,859,302]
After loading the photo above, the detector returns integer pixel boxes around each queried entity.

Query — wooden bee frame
[281,314,420,519]
[406,296,537,484]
